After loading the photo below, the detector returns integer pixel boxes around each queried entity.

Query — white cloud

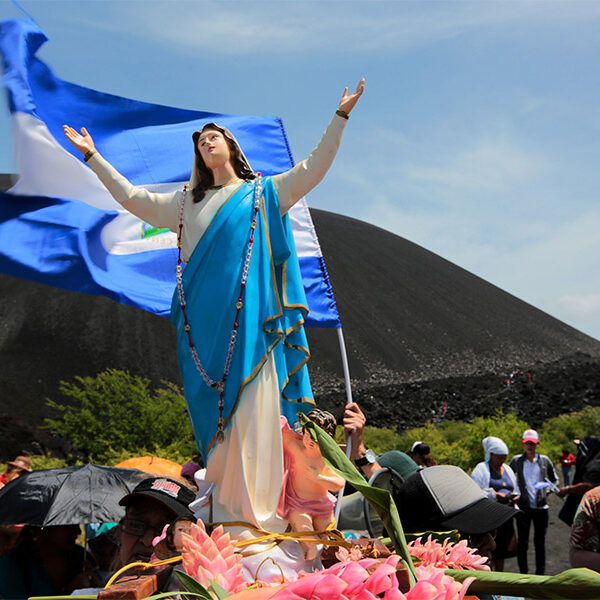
[323,119,551,222]
[402,138,542,192]
[68,1,600,57]
[552,294,600,318]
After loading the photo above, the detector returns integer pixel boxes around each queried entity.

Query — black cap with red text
[119,477,195,519]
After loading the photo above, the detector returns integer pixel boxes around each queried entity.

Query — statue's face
[302,429,322,458]
[197,128,232,170]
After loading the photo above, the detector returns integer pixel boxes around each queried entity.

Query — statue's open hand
[339,78,365,115]
[62,125,95,155]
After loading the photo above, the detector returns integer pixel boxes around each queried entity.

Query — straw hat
[7,456,32,472]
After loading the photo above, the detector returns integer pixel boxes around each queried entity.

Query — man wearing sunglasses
[118,477,195,568]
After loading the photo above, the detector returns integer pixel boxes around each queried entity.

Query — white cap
[522,429,539,444]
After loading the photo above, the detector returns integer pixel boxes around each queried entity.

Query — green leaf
[300,414,417,586]
[210,579,230,599]
[447,567,600,599]
[174,570,214,599]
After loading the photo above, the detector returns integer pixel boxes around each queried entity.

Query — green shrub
[362,425,404,455]
[28,455,73,470]
[334,424,403,456]
[540,405,600,462]
[44,369,197,464]
[379,412,531,472]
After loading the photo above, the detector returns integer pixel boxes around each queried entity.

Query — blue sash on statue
[171,178,315,459]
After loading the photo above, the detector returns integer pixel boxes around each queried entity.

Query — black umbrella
[0,463,149,526]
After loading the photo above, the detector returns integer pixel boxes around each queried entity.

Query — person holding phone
[472,436,520,571]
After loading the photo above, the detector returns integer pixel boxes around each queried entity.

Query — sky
[1,0,600,340]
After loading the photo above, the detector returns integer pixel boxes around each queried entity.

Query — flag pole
[334,325,353,523]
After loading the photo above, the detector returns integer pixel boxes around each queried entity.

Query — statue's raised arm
[273,78,365,214]
[62,122,182,233]
[338,77,365,115]
[63,125,95,156]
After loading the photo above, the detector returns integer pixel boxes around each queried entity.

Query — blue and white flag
[0,18,340,327]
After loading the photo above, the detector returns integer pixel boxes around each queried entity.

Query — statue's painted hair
[191,124,255,203]
[306,408,337,438]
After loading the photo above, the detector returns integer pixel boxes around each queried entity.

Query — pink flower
[407,565,475,600]
[408,536,489,571]
[180,525,478,600]
[181,521,246,594]
[270,555,404,600]
[272,573,348,600]
[335,546,364,563]
[269,556,475,600]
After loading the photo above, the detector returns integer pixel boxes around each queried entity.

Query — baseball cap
[395,465,518,535]
[119,477,195,519]
[522,429,539,444]
[377,451,420,481]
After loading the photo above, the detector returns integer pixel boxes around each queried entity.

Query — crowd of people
[0,404,599,598]
[343,403,600,578]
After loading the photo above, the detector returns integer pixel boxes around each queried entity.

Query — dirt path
[503,493,572,576]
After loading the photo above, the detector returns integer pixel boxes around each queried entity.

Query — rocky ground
[314,352,600,431]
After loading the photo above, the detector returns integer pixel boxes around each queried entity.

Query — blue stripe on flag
[0,191,176,315]
[0,18,341,327]
[0,19,293,184]
[299,256,340,328]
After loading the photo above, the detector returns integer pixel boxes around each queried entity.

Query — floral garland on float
[173,520,480,600]
[103,416,600,600]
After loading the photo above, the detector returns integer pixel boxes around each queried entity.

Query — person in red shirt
[560,448,577,486]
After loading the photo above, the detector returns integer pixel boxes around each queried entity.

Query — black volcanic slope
[306,210,600,384]
[1,182,599,458]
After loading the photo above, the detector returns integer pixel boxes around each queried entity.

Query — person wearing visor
[117,477,195,568]
[395,464,520,567]
[509,429,558,575]
[63,81,364,540]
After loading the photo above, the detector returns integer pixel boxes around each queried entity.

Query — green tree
[44,369,197,463]
[540,405,600,462]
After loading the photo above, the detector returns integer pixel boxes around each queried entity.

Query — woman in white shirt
[472,436,520,571]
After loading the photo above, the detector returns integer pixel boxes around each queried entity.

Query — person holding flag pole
[62,79,365,575]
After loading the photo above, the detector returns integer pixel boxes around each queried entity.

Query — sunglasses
[120,517,165,539]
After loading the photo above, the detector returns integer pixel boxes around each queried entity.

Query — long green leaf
[174,570,214,599]
[447,567,600,599]
[210,580,230,599]
[405,530,460,544]
[300,415,417,586]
